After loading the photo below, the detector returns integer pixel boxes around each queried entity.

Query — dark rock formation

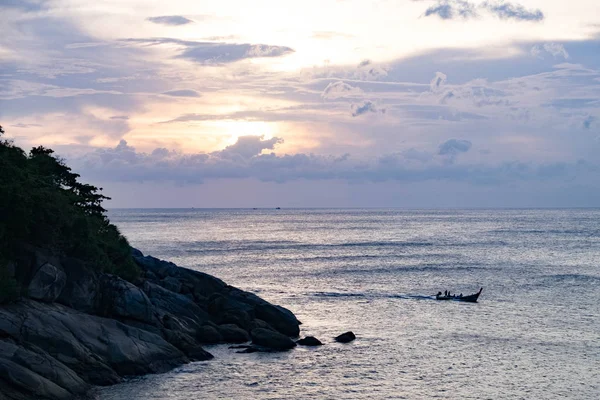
[0,248,301,400]
[197,325,223,344]
[334,331,356,343]
[296,336,323,346]
[218,324,250,343]
[250,328,297,350]
[27,263,67,303]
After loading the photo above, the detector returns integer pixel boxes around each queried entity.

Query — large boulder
[218,324,250,343]
[197,325,223,344]
[296,336,323,346]
[250,328,296,350]
[254,304,300,337]
[334,331,356,343]
[143,282,209,326]
[27,263,67,303]
[100,275,155,324]
[56,258,100,314]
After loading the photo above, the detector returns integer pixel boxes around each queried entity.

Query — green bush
[0,125,139,283]
[0,262,19,304]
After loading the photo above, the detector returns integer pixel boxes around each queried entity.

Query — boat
[435,288,482,303]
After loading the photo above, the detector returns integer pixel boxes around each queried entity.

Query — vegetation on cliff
[0,126,139,303]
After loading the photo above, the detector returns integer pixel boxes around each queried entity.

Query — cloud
[73,136,597,187]
[122,38,294,64]
[430,72,447,92]
[351,101,385,117]
[482,1,544,22]
[422,0,544,22]
[146,16,194,26]
[424,0,478,20]
[583,116,596,129]
[162,89,201,97]
[219,135,283,159]
[9,123,42,128]
[438,139,472,156]
[322,81,363,99]
[531,43,570,60]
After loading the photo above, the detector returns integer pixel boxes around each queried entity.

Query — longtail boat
[435,288,482,303]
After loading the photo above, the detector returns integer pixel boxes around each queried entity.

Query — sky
[1,0,600,207]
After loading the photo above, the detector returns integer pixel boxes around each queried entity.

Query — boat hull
[435,288,482,303]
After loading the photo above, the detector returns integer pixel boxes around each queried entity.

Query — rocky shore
[0,248,301,400]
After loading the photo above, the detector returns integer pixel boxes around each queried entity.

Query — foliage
[0,261,19,304]
[0,125,139,287]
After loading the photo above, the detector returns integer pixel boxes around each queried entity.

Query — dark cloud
[351,101,385,117]
[422,0,544,22]
[424,0,477,20]
[438,139,472,156]
[162,89,201,97]
[146,16,194,26]
[121,38,294,64]
[482,1,544,22]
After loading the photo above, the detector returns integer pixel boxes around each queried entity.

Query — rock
[143,282,209,326]
[296,336,323,346]
[131,248,144,258]
[56,258,100,314]
[0,357,72,400]
[334,331,356,343]
[218,324,250,343]
[0,340,89,396]
[0,300,187,386]
[250,328,296,351]
[100,275,155,324]
[162,330,213,362]
[145,270,158,281]
[254,304,300,337]
[249,318,276,331]
[162,276,182,293]
[27,263,67,302]
[197,325,223,344]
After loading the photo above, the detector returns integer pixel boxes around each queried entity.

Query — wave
[309,291,437,301]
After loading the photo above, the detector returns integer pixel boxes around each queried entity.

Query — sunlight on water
[97,209,600,399]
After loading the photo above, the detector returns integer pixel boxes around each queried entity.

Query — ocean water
[97,209,600,399]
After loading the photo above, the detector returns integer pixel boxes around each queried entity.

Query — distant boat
[435,288,482,303]
[275,207,281,210]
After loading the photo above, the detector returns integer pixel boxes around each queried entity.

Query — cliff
[0,247,300,400]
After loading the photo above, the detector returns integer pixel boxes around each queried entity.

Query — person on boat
[459,293,463,298]
[444,290,448,296]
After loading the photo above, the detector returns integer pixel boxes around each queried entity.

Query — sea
[96,209,600,399]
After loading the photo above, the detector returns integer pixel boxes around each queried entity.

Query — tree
[0,126,139,303]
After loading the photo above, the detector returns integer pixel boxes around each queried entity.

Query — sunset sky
[2,0,600,207]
